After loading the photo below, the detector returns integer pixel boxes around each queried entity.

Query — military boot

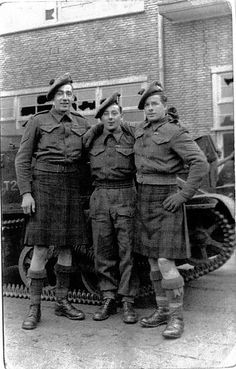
[140,307,169,328]
[123,302,138,324]
[22,304,41,330]
[93,298,117,321]
[162,307,184,339]
[55,298,85,320]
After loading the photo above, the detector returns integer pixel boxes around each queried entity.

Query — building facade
[0,0,234,157]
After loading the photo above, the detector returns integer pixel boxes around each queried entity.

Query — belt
[136,173,177,185]
[94,179,134,189]
[34,161,79,173]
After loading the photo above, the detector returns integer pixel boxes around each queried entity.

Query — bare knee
[31,246,48,271]
[158,258,179,279]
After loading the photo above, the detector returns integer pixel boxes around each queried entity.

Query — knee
[158,258,179,279]
[33,246,48,262]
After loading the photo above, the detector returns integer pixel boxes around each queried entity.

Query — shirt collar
[102,126,123,143]
[50,106,73,123]
[143,116,168,130]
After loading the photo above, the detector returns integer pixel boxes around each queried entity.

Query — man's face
[144,94,167,123]
[101,104,122,132]
[53,84,74,113]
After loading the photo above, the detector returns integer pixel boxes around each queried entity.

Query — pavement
[1,252,236,369]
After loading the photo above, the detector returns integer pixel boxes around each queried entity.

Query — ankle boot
[123,302,138,324]
[55,298,85,320]
[140,307,169,328]
[22,304,41,330]
[93,298,117,321]
[162,308,184,339]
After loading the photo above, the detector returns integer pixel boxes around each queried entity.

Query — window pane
[223,132,234,157]
[74,88,96,112]
[101,86,122,100]
[219,103,234,127]
[0,97,14,119]
[19,95,36,106]
[122,95,140,108]
[21,106,35,116]
[123,110,144,122]
[220,72,233,99]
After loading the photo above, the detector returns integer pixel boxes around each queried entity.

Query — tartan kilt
[134,184,189,260]
[24,170,89,248]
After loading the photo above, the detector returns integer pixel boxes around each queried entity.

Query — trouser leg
[92,218,117,300]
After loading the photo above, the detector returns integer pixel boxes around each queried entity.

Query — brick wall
[163,15,233,138]
[0,0,233,138]
[0,0,160,90]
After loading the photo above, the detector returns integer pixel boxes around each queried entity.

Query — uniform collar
[102,126,123,143]
[50,106,73,122]
[143,116,168,131]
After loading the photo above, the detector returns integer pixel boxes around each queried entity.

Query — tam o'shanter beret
[95,92,121,119]
[47,72,73,101]
[138,80,163,110]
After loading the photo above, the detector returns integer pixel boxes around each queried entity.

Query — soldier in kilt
[122,81,209,338]
[15,73,90,330]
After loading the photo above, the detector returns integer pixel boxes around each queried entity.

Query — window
[211,66,234,158]
[1,78,146,128]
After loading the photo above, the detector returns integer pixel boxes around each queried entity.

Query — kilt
[134,184,189,260]
[24,169,88,248]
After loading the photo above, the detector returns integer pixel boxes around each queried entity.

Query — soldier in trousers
[15,73,89,329]
[88,93,138,323]
[84,82,209,338]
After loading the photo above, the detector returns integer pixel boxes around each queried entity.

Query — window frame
[211,65,234,157]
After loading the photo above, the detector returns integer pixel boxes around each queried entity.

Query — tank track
[2,209,235,304]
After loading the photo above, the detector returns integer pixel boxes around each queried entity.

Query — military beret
[47,72,73,101]
[138,81,164,110]
[95,92,121,119]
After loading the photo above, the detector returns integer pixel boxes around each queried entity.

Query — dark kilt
[134,184,189,260]
[24,170,88,248]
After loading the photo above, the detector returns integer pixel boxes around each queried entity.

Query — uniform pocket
[71,126,87,136]
[115,147,134,156]
[151,134,171,145]
[90,147,105,156]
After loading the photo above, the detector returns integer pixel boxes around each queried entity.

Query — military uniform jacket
[89,127,135,184]
[122,116,209,199]
[15,107,90,195]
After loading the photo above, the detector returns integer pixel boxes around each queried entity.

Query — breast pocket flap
[90,147,105,156]
[71,127,87,136]
[152,134,171,145]
[115,147,134,156]
[40,125,59,133]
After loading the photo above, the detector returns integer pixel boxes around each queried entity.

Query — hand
[83,123,104,148]
[162,193,186,213]
[21,193,35,215]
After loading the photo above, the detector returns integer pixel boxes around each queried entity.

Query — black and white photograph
[0,1,235,368]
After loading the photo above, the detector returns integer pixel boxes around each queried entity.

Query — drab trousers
[90,186,137,299]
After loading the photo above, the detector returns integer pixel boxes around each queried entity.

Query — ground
[2,252,236,369]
